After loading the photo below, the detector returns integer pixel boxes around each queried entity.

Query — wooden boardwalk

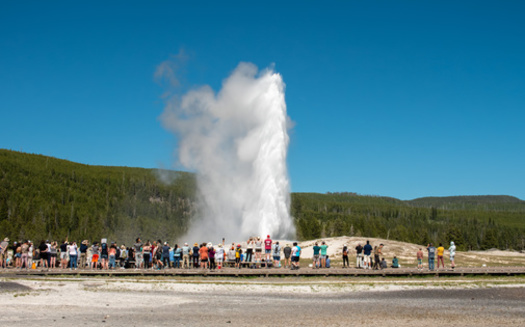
[2,266,525,278]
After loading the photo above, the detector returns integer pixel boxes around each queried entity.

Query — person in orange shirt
[436,243,445,269]
[199,243,208,269]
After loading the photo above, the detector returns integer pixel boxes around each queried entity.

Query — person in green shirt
[320,241,328,268]
[312,242,320,269]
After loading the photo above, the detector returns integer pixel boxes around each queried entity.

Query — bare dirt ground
[296,236,525,267]
[1,276,524,327]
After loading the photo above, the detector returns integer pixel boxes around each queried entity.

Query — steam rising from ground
[160,62,295,242]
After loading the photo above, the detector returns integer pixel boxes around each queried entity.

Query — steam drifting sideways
[160,62,295,241]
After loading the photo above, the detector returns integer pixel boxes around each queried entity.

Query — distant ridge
[1,149,524,251]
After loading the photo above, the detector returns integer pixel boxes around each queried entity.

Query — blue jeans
[109,255,116,268]
[428,257,435,270]
[174,257,180,268]
[69,255,77,269]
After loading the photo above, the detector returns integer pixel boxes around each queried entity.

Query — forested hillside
[0,150,196,243]
[292,192,525,251]
[1,150,524,251]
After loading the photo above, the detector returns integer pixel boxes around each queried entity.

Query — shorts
[265,249,271,254]
[101,254,108,260]
[92,254,99,262]
[235,258,241,263]
[216,257,223,263]
[50,253,57,258]
[320,255,327,260]
[60,252,68,260]
[313,254,319,261]
[273,256,280,261]
[291,256,299,263]
[417,259,422,265]
[450,255,455,261]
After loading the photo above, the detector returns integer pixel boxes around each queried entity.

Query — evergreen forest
[1,149,524,251]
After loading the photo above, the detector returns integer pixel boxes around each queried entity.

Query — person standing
[20,240,29,270]
[355,243,363,268]
[91,242,100,269]
[100,240,109,270]
[181,243,190,268]
[363,240,372,269]
[216,244,225,269]
[208,244,216,270]
[59,240,69,269]
[0,238,9,268]
[312,242,321,269]
[142,241,152,269]
[320,241,328,268]
[245,239,254,264]
[448,241,456,270]
[134,238,143,269]
[192,243,200,268]
[199,243,209,269]
[39,240,49,269]
[283,244,292,269]
[427,243,436,271]
[79,241,89,269]
[291,242,301,270]
[372,246,380,270]
[254,237,263,267]
[264,235,273,267]
[68,241,78,269]
[416,248,424,271]
[49,242,57,269]
[234,244,242,269]
[162,242,171,268]
[108,242,117,269]
[436,243,445,269]
[272,241,281,268]
[342,244,349,268]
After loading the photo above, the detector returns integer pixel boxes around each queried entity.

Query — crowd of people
[0,235,305,271]
[0,236,457,271]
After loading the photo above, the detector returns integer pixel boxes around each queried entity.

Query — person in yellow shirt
[436,243,445,269]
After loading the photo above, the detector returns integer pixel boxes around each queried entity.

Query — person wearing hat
[0,238,9,268]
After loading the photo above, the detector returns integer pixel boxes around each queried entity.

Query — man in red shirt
[264,235,272,268]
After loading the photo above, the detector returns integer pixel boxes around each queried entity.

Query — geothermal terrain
[1,236,524,327]
[1,276,524,327]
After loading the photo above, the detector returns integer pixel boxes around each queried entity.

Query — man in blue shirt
[363,240,373,270]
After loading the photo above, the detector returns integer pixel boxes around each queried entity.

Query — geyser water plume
[160,62,295,242]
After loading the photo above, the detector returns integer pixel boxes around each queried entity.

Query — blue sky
[1,1,524,200]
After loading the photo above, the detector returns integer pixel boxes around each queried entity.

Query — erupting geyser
[160,62,295,241]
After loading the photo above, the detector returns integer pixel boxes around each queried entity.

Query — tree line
[1,150,524,251]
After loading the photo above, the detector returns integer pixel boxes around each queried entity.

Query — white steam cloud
[160,62,295,242]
